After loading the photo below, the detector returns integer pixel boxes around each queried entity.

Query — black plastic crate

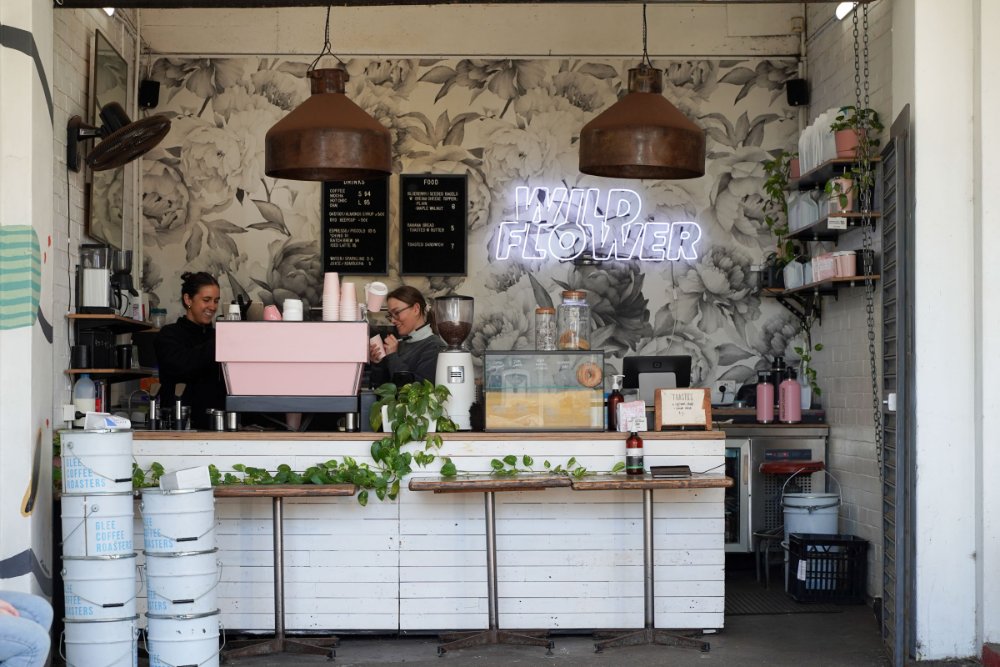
[786,533,868,604]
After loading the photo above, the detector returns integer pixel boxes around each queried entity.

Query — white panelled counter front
[132,430,727,634]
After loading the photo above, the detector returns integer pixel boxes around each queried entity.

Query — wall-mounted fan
[67,102,170,172]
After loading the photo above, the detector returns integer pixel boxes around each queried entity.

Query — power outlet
[711,381,739,405]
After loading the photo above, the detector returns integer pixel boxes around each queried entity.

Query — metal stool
[755,461,824,589]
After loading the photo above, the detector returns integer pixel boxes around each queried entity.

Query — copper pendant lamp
[265,7,391,181]
[579,5,705,180]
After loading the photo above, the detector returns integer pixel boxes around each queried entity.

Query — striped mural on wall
[0,226,41,330]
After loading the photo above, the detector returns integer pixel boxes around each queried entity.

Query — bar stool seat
[408,474,571,656]
[214,484,357,661]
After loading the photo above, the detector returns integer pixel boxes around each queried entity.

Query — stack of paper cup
[322,272,340,321]
[282,298,303,321]
[339,281,357,321]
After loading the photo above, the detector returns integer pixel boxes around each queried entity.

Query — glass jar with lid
[534,307,556,350]
[556,290,590,350]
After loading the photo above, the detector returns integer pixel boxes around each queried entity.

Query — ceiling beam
[56,0,868,8]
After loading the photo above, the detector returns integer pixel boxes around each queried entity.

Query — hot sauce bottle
[607,374,625,431]
[626,431,644,476]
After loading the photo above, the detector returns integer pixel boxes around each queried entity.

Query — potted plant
[761,150,803,288]
[829,105,884,159]
[824,175,856,213]
[370,379,458,441]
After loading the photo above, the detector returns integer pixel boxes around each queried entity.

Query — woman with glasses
[369,285,444,386]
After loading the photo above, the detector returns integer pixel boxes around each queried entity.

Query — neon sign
[493,186,702,262]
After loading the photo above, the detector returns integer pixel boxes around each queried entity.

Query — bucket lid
[63,614,139,624]
[62,552,137,561]
[142,548,218,558]
[145,609,221,621]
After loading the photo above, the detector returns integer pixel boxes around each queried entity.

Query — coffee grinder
[433,295,475,431]
[110,249,138,312]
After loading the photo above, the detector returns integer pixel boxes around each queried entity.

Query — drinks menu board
[322,179,389,275]
[400,174,467,276]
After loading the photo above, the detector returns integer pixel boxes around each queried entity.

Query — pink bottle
[756,371,775,424]
[779,368,802,424]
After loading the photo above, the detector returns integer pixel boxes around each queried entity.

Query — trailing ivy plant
[489,454,626,480]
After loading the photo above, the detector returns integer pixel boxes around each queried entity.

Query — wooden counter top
[214,483,357,498]
[133,429,726,441]
[571,473,733,491]
[409,474,572,493]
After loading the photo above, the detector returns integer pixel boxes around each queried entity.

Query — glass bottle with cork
[557,290,590,350]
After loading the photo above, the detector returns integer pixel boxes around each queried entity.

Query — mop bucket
[140,487,216,553]
[146,609,224,667]
[61,492,135,557]
[60,429,134,494]
[781,468,841,540]
[144,549,222,616]
[61,614,139,667]
[62,553,140,621]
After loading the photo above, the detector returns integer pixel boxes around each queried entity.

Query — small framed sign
[653,388,713,431]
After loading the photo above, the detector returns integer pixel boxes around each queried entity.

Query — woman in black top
[154,272,226,429]
[368,285,444,386]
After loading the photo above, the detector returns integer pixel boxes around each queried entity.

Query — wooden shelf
[787,212,881,242]
[67,313,153,334]
[763,274,880,297]
[66,368,155,383]
[792,156,882,191]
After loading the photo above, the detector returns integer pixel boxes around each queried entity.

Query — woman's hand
[369,340,385,363]
[383,334,400,356]
[0,599,19,617]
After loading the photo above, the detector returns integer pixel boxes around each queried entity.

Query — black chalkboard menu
[322,179,389,275]
[399,174,467,276]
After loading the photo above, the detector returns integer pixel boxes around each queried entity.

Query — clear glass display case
[483,350,605,431]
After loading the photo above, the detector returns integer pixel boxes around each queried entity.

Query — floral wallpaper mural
[141,56,803,389]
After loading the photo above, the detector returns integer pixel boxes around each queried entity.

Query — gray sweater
[370,326,445,386]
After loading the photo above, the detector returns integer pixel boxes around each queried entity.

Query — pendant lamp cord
[309,4,345,72]
[640,3,653,68]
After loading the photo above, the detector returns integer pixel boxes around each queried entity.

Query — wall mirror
[87,30,128,249]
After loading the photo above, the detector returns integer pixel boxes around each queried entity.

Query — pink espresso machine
[215,321,369,414]
[433,295,475,431]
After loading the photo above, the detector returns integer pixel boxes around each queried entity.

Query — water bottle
[779,368,802,424]
[755,371,774,424]
[72,373,96,427]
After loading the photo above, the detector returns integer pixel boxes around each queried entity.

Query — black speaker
[786,78,809,107]
[138,80,160,109]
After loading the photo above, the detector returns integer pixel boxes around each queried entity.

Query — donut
[576,361,603,388]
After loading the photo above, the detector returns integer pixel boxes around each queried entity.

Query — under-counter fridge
[723,426,829,553]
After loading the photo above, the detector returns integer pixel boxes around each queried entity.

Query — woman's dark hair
[387,285,434,326]
[180,271,219,304]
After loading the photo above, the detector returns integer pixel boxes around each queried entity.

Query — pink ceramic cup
[263,304,282,321]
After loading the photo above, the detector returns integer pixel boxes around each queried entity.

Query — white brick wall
[804,0,891,598]
[52,9,138,423]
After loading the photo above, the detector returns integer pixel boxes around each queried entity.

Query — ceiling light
[578,4,705,180]
[264,6,391,181]
[835,2,857,20]
[103,7,115,16]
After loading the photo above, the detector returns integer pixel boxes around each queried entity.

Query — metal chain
[854,5,884,479]
[641,3,653,68]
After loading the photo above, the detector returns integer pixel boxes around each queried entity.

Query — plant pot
[827,177,855,214]
[834,129,861,159]
[380,405,436,434]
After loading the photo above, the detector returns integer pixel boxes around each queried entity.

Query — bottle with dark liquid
[626,431,644,476]
[607,373,624,431]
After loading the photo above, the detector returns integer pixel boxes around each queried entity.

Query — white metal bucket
[62,614,139,667]
[146,610,222,667]
[62,553,139,620]
[144,549,222,616]
[61,492,135,557]
[140,487,216,553]
[60,429,134,495]
[782,469,842,539]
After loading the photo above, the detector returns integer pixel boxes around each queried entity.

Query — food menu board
[399,174,467,276]
[322,179,389,275]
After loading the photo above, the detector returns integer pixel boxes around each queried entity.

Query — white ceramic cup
[282,298,303,321]
[365,281,388,312]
